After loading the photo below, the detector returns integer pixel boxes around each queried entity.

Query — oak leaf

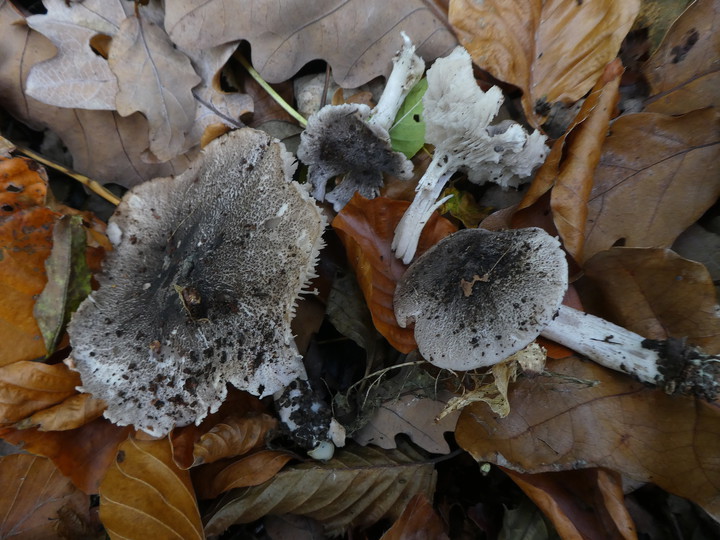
[583,109,720,262]
[332,194,457,353]
[203,443,437,537]
[455,356,720,519]
[449,0,639,128]
[579,247,720,353]
[0,454,99,539]
[165,0,457,87]
[100,436,203,540]
[644,0,719,114]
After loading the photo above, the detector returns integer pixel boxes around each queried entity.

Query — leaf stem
[13,144,121,206]
[235,52,308,128]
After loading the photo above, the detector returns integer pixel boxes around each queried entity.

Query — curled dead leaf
[16,393,106,432]
[193,412,278,466]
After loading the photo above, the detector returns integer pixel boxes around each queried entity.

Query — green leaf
[389,78,428,158]
[33,215,91,354]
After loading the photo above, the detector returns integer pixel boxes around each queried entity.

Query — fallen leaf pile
[1,0,719,538]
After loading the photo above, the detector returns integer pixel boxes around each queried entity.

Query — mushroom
[392,47,548,264]
[67,128,343,449]
[395,227,720,401]
[297,33,424,211]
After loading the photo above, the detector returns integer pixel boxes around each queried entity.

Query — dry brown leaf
[380,493,449,540]
[332,194,457,353]
[579,247,720,353]
[0,454,99,540]
[503,468,637,540]
[0,361,81,424]
[644,0,719,114]
[0,3,191,189]
[193,412,278,466]
[25,0,128,109]
[109,15,200,162]
[449,0,639,128]
[455,356,720,520]
[165,0,457,87]
[100,436,203,539]
[354,394,460,454]
[514,59,623,261]
[204,443,437,537]
[193,449,295,499]
[16,393,106,432]
[0,418,131,493]
[583,109,720,262]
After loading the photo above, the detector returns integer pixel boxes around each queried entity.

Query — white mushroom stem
[368,32,425,132]
[541,305,720,400]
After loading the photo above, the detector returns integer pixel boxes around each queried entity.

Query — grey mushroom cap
[394,227,568,370]
[68,128,326,437]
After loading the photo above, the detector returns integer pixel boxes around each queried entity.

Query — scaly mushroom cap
[394,228,568,370]
[68,128,326,436]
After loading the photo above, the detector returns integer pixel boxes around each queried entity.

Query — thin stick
[14,144,121,206]
[235,52,308,127]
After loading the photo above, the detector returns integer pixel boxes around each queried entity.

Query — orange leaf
[380,493,449,540]
[0,361,81,424]
[193,412,278,466]
[16,393,106,431]
[580,248,720,354]
[449,0,639,128]
[0,453,100,539]
[332,194,457,353]
[514,59,623,262]
[455,356,720,520]
[0,156,47,212]
[193,449,295,500]
[503,468,637,540]
[0,418,131,493]
[583,109,720,262]
[100,437,203,540]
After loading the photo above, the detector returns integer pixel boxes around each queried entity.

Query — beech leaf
[332,195,457,353]
[380,493,448,540]
[0,454,97,540]
[455,356,720,520]
[109,15,200,161]
[644,0,719,114]
[100,437,203,540]
[203,443,437,537]
[449,0,640,128]
[165,0,457,87]
[583,109,720,262]
[580,247,720,353]
[193,412,278,466]
[16,393,106,432]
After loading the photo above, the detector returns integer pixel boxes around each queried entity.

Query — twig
[235,52,308,127]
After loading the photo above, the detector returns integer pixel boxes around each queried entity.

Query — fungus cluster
[68,129,335,441]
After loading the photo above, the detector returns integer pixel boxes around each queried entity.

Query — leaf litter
[0,0,719,537]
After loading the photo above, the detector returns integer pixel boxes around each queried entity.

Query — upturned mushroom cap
[394,227,568,370]
[68,128,326,437]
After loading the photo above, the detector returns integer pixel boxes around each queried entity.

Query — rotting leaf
[455,356,720,520]
[0,157,47,212]
[203,443,437,537]
[503,468,637,540]
[165,1,457,87]
[449,0,639,128]
[583,109,720,262]
[34,215,92,354]
[389,78,428,159]
[579,247,720,354]
[0,454,99,540]
[193,449,295,499]
[100,436,203,540]
[644,0,719,114]
[332,194,457,353]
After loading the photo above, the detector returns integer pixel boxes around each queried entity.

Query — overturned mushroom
[68,128,340,445]
[395,228,720,401]
[392,47,548,264]
[297,33,424,211]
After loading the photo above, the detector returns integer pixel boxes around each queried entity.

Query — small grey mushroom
[67,128,337,440]
[395,227,720,401]
[394,227,568,370]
